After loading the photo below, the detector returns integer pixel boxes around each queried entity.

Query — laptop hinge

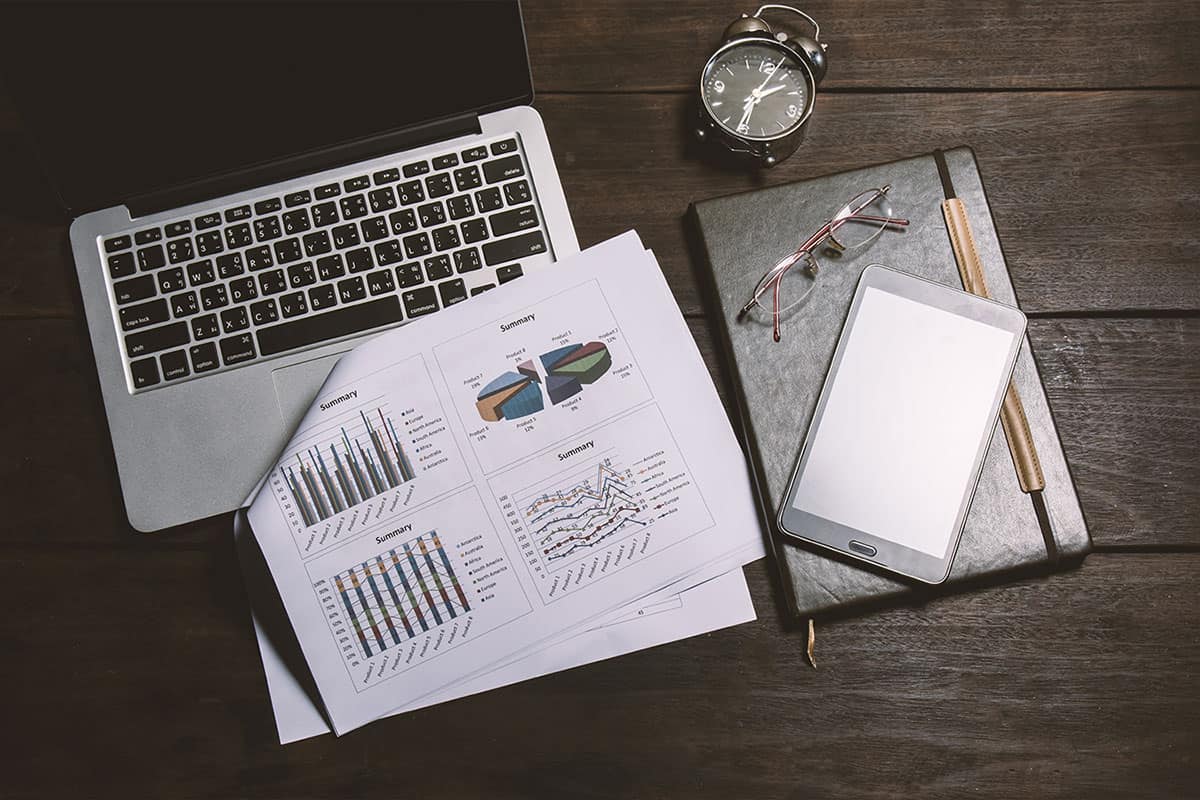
[126,112,482,218]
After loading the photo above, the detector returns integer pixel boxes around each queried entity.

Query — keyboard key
[438,278,468,307]
[485,153,528,183]
[255,198,282,214]
[460,218,489,244]
[491,138,518,156]
[504,180,531,205]
[373,167,400,185]
[454,247,482,273]
[279,291,308,318]
[120,299,170,331]
[229,277,258,303]
[287,261,317,288]
[489,205,538,236]
[157,267,186,293]
[245,246,274,271]
[170,291,199,318]
[368,187,396,213]
[389,209,417,235]
[284,190,312,207]
[497,263,524,284]
[402,286,439,318]
[366,268,395,296]
[482,230,545,265]
[219,333,257,366]
[314,182,340,199]
[462,145,488,162]
[282,208,311,234]
[130,357,160,389]
[395,262,424,288]
[221,306,250,333]
[316,254,346,280]
[403,160,430,178]
[108,252,137,279]
[361,216,389,242]
[161,349,190,380]
[343,175,370,192]
[346,247,374,273]
[114,275,156,305]
[225,205,252,222]
[191,314,220,340]
[470,283,496,296]
[195,230,224,256]
[225,222,253,248]
[165,220,192,237]
[195,212,222,230]
[337,276,366,303]
[308,284,337,311]
[447,195,474,220]
[257,295,404,356]
[190,342,220,372]
[424,255,453,281]
[166,237,194,264]
[199,284,228,310]
[454,165,482,191]
[331,223,361,249]
[187,260,216,285]
[254,216,282,241]
[432,153,459,170]
[418,202,446,227]
[397,180,425,205]
[273,237,302,264]
[312,201,339,227]
[250,298,279,325]
[374,240,404,266]
[137,245,166,271]
[259,269,287,295]
[303,230,332,257]
[403,232,431,258]
[216,252,245,278]
[425,173,453,198]
[135,228,162,245]
[475,187,503,212]
[104,235,132,253]
[125,319,188,356]
[431,225,460,252]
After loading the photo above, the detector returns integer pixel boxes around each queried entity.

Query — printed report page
[246,232,764,735]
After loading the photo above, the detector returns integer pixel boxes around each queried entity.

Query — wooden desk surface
[2,2,1197,797]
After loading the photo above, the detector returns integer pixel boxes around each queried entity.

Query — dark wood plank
[3,316,1196,548]
[2,91,1197,318]
[2,548,1195,798]
[525,0,1200,91]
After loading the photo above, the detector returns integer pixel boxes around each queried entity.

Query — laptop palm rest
[272,351,349,430]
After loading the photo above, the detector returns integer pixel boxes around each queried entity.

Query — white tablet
[777,265,1027,584]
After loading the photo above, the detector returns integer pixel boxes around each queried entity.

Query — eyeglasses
[738,185,909,341]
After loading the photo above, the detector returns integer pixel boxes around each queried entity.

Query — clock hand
[752,57,786,96]
[756,84,788,99]
[737,101,755,130]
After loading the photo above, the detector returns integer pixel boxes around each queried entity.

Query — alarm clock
[694,5,827,167]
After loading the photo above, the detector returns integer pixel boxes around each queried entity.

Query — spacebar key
[256,296,404,356]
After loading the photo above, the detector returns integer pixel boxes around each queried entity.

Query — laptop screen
[0,1,532,214]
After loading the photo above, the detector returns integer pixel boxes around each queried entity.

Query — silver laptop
[0,1,577,531]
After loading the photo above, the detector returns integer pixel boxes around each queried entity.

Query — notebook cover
[688,147,1091,619]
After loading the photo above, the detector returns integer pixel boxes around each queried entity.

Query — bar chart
[279,403,416,527]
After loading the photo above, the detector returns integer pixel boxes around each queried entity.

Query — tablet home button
[848,540,877,557]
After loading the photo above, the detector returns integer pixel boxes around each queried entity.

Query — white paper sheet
[244,232,766,735]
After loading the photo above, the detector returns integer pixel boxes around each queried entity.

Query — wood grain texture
[524,0,1200,91]
[2,549,1196,799]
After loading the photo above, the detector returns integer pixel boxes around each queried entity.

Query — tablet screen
[791,286,1017,557]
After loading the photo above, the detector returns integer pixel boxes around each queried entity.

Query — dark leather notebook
[687,148,1091,619]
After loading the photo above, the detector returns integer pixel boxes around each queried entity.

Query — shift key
[482,230,545,266]
[125,321,189,358]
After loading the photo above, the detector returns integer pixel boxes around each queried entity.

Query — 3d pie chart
[476,341,613,423]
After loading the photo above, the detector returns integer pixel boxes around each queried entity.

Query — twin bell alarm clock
[694,5,827,167]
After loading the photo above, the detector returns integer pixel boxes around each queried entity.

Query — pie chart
[476,341,613,423]
[475,371,544,422]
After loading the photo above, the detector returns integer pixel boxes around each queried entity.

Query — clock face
[701,41,811,140]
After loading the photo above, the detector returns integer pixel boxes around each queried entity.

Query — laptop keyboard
[99,135,550,391]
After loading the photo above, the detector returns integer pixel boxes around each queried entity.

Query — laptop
[0,1,578,532]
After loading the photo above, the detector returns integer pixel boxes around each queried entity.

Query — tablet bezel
[776,265,1027,584]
